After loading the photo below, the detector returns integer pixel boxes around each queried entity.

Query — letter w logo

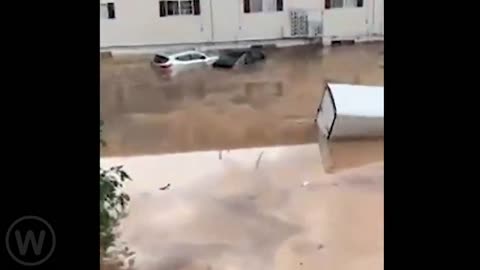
[14,230,46,256]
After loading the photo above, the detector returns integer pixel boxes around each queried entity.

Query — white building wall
[323,7,368,39]
[372,0,384,35]
[101,0,324,48]
[237,0,323,41]
[322,0,383,43]
[100,0,383,50]
[101,0,212,47]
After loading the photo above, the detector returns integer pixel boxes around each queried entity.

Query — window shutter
[244,0,250,13]
[159,1,166,17]
[193,0,200,15]
[276,0,283,11]
[107,3,116,19]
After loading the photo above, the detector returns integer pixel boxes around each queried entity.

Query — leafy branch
[100,122,132,253]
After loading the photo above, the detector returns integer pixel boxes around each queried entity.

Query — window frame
[100,2,116,20]
[159,0,200,17]
[325,0,364,10]
[243,0,284,14]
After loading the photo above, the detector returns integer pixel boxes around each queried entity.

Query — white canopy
[327,83,384,118]
[316,83,384,139]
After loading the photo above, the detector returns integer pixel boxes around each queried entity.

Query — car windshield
[153,55,169,64]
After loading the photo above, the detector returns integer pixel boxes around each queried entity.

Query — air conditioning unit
[289,9,323,38]
[289,9,309,37]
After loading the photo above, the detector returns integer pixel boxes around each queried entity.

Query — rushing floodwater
[101,43,383,167]
[102,145,383,270]
[100,43,384,270]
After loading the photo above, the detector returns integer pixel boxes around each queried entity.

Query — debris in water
[255,151,264,169]
[159,183,171,190]
[317,244,324,250]
[219,150,222,160]
[302,181,310,187]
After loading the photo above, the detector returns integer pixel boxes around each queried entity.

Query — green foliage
[100,122,131,252]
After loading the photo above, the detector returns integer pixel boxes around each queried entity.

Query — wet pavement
[100,43,384,168]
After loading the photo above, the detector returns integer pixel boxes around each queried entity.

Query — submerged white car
[151,50,219,77]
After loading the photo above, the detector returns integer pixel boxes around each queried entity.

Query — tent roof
[327,83,384,117]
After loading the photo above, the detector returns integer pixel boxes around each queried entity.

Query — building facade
[100,0,383,52]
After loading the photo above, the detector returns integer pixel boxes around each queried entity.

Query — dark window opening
[107,3,115,19]
[167,1,179,15]
[193,0,200,15]
[243,0,266,13]
[159,1,200,17]
[180,0,193,14]
[325,0,331,9]
[153,55,170,64]
[159,1,166,17]
[276,0,283,11]
[325,0,364,9]
[325,0,343,9]
[244,0,250,13]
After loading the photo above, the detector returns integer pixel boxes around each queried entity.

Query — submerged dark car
[212,49,266,69]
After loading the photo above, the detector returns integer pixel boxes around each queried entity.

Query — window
[159,0,200,17]
[190,53,206,60]
[344,0,362,7]
[153,55,170,64]
[325,0,363,9]
[100,3,116,19]
[175,54,191,61]
[244,0,283,13]
[168,1,179,15]
[180,1,193,14]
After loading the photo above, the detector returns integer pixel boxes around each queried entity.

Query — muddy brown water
[102,149,383,270]
[101,43,384,270]
[101,43,384,167]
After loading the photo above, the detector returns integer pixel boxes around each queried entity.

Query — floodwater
[100,43,384,270]
[101,145,383,270]
[100,43,384,168]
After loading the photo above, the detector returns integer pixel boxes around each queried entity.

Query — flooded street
[100,43,384,270]
[102,145,383,270]
[101,43,383,168]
